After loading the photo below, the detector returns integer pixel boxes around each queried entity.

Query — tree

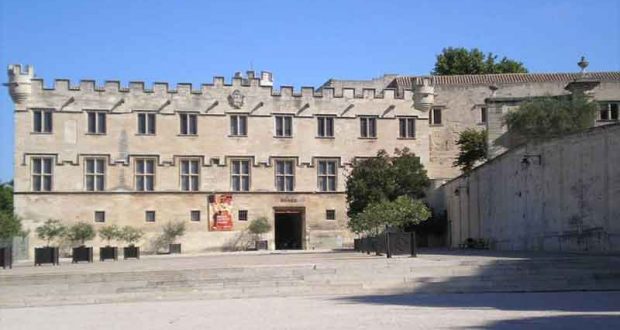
[98,225,120,245]
[433,47,527,75]
[35,219,66,247]
[504,95,597,140]
[348,196,431,235]
[0,212,22,240]
[454,129,488,172]
[66,222,96,246]
[119,226,144,246]
[162,221,185,244]
[248,217,271,237]
[0,182,13,213]
[346,148,429,218]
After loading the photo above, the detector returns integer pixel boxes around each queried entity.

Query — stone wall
[443,123,620,252]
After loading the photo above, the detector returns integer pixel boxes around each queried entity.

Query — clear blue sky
[1,0,619,182]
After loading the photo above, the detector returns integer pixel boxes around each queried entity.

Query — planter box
[123,246,140,259]
[0,246,12,269]
[353,239,361,251]
[255,240,268,250]
[72,246,93,263]
[169,243,181,254]
[100,246,118,261]
[35,246,59,266]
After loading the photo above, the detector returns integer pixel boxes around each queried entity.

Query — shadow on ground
[472,314,620,330]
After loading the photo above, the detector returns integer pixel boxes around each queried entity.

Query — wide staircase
[1,250,619,307]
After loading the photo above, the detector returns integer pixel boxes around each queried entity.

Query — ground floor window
[145,210,156,222]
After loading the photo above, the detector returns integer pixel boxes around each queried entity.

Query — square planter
[72,246,93,263]
[1,246,12,269]
[255,240,268,250]
[123,245,140,259]
[35,246,60,266]
[99,246,118,261]
[169,243,181,254]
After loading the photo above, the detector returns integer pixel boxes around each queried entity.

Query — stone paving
[1,291,619,329]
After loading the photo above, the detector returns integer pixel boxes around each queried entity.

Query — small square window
[326,209,336,220]
[94,211,105,223]
[145,210,156,222]
[238,210,248,221]
[190,210,201,222]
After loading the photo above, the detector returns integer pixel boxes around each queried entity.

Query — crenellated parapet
[6,64,34,106]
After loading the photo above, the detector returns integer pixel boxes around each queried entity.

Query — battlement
[7,64,35,104]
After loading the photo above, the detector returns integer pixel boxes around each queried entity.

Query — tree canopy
[346,148,429,218]
[433,47,528,75]
[454,129,488,173]
[349,196,431,235]
[504,96,597,140]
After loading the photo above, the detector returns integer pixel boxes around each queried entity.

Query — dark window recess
[275,160,295,192]
[317,116,334,137]
[145,211,156,222]
[326,209,336,220]
[190,210,201,222]
[481,107,488,124]
[230,115,248,136]
[180,113,198,135]
[33,109,53,133]
[275,116,293,137]
[231,160,250,192]
[238,210,248,221]
[138,113,156,134]
[94,211,105,223]
[430,108,442,125]
[87,111,107,134]
[360,117,377,138]
[398,118,415,138]
[32,157,53,192]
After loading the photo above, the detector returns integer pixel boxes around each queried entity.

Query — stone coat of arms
[228,90,245,109]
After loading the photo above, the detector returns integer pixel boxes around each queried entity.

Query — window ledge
[429,124,443,127]
[273,136,293,139]
[358,137,378,140]
[177,134,199,137]
[136,133,156,136]
[85,133,107,136]
[30,132,53,135]
[228,135,248,138]
[315,136,335,139]
[397,137,416,140]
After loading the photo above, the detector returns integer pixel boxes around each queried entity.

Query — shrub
[98,225,120,245]
[248,217,271,236]
[35,219,66,246]
[66,222,96,246]
[119,226,144,246]
[162,221,186,244]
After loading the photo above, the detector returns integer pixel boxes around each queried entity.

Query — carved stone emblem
[228,89,245,109]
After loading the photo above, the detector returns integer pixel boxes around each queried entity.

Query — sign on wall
[208,194,233,231]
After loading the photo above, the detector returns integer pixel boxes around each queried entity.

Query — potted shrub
[98,225,120,261]
[248,217,271,250]
[0,212,22,269]
[162,221,185,254]
[66,222,95,263]
[34,219,65,266]
[120,226,143,259]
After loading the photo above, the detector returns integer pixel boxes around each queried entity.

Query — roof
[391,72,620,89]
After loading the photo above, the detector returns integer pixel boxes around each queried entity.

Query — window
[137,113,156,135]
[180,159,200,191]
[230,115,248,136]
[430,108,442,125]
[145,211,156,222]
[33,109,53,133]
[87,111,107,134]
[317,160,337,192]
[398,117,416,138]
[275,160,295,192]
[359,116,377,138]
[231,160,250,192]
[179,113,198,135]
[317,116,334,137]
[135,159,155,191]
[238,210,248,221]
[599,103,619,121]
[190,210,201,222]
[480,107,488,124]
[94,211,105,223]
[275,115,293,137]
[32,157,53,192]
[85,158,105,191]
[326,209,336,220]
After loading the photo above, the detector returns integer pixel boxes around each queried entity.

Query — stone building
[6,61,620,254]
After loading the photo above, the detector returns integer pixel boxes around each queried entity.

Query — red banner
[209,194,233,231]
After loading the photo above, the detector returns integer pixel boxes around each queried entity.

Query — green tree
[119,226,144,246]
[248,217,271,236]
[348,196,431,235]
[346,148,429,218]
[504,95,597,140]
[98,225,120,245]
[433,47,527,75]
[35,219,66,246]
[0,212,22,240]
[66,222,96,246]
[0,181,13,213]
[454,129,488,172]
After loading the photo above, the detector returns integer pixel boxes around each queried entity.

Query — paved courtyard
[1,291,619,329]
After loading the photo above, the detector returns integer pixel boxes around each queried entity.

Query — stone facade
[7,63,620,255]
